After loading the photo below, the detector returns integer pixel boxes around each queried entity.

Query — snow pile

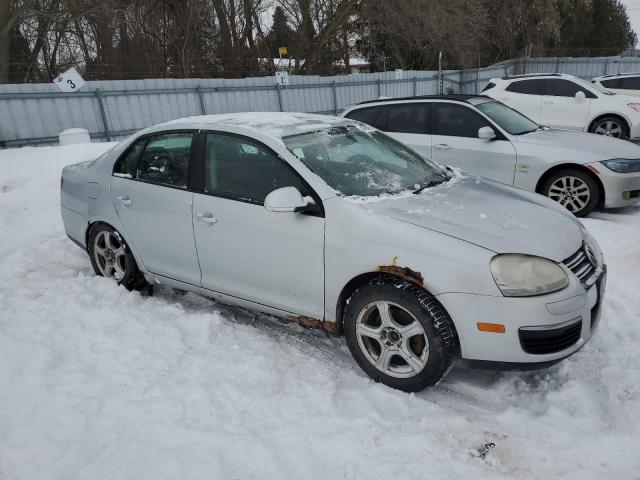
[1,144,640,479]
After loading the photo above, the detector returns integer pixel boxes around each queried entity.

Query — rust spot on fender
[376,264,424,286]
[286,315,338,334]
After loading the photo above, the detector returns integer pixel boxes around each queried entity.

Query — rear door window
[136,133,194,188]
[385,104,429,134]
[541,79,595,98]
[505,79,545,95]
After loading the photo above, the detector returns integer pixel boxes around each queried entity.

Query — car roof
[594,72,640,80]
[152,112,355,140]
[355,94,486,106]
[499,73,564,80]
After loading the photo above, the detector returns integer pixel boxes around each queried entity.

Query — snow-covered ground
[1,143,639,479]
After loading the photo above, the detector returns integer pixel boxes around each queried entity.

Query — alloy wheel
[93,230,127,281]
[355,300,429,378]
[594,119,623,138]
[547,175,591,213]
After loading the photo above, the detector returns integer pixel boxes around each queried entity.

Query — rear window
[481,82,496,92]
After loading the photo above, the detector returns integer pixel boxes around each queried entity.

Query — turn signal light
[477,322,506,333]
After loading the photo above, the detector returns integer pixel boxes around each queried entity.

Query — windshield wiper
[413,177,447,194]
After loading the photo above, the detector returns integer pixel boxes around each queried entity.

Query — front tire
[343,277,459,392]
[87,224,148,291]
[542,169,599,217]
[589,116,627,139]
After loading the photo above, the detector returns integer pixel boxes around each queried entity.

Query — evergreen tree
[266,6,295,58]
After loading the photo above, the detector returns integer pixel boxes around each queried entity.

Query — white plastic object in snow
[59,128,91,146]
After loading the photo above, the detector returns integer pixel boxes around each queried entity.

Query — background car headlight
[628,103,640,114]
[490,254,569,297]
[600,158,640,173]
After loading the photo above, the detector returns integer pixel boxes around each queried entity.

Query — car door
[495,79,543,123]
[430,102,517,185]
[110,131,202,285]
[539,79,593,131]
[345,104,431,158]
[191,132,325,319]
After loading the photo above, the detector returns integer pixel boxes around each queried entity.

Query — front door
[110,131,201,285]
[429,102,517,185]
[192,132,325,319]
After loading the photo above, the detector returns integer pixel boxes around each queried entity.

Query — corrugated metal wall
[3,55,640,147]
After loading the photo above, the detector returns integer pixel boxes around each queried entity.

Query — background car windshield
[283,126,441,197]
[475,101,539,134]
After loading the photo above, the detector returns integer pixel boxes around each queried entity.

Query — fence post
[95,88,111,142]
[276,84,284,111]
[475,68,479,95]
[413,76,417,96]
[195,85,206,114]
[377,78,381,98]
[332,81,338,115]
[603,58,609,75]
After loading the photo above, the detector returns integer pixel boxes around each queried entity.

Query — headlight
[628,103,640,114]
[490,254,568,297]
[600,158,640,173]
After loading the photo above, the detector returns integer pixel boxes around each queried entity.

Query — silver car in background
[343,96,640,216]
[61,113,606,392]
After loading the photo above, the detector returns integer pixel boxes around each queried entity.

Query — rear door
[191,132,325,318]
[539,78,593,131]
[110,131,201,285]
[495,79,543,123]
[430,102,517,184]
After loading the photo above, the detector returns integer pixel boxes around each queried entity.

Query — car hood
[355,175,583,262]
[515,128,640,159]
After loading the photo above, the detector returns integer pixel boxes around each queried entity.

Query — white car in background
[482,73,640,139]
[342,95,640,216]
[592,73,640,98]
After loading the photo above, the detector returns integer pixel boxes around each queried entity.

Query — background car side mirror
[575,91,586,103]
[264,186,310,213]
[478,126,497,140]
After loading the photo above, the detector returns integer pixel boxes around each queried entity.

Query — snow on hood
[516,128,640,160]
[353,175,583,261]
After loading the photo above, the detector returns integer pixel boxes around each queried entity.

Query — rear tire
[589,116,628,139]
[343,277,459,392]
[87,223,149,291]
[542,169,599,217]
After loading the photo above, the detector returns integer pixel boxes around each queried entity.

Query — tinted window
[136,133,193,188]
[619,77,640,89]
[542,78,595,98]
[600,78,621,89]
[113,138,147,178]
[204,133,305,205]
[385,104,429,134]
[481,82,496,92]
[432,103,491,138]
[506,79,545,95]
[474,100,538,135]
[346,107,385,128]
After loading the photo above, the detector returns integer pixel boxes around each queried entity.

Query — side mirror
[575,91,586,103]
[478,126,497,140]
[264,186,310,213]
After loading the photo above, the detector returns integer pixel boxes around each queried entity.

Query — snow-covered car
[592,72,640,97]
[60,112,606,392]
[482,73,640,139]
[343,95,640,216]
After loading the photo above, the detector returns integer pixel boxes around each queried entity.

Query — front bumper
[594,164,640,208]
[437,268,606,365]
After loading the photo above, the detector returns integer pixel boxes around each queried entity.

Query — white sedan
[343,95,640,216]
[61,112,605,392]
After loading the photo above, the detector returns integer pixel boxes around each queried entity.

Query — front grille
[563,245,596,284]
[519,318,582,355]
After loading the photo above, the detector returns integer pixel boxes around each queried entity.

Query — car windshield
[283,125,445,197]
[474,100,540,135]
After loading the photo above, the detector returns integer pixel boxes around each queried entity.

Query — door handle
[116,196,132,207]
[196,212,217,225]
[543,100,554,105]
[433,144,452,150]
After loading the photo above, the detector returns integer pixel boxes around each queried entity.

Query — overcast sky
[622,0,640,45]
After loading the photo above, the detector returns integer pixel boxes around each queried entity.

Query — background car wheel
[88,223,149,291]
[589,116,627,139]
[542,169,599,217]
[343,277,459,392]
